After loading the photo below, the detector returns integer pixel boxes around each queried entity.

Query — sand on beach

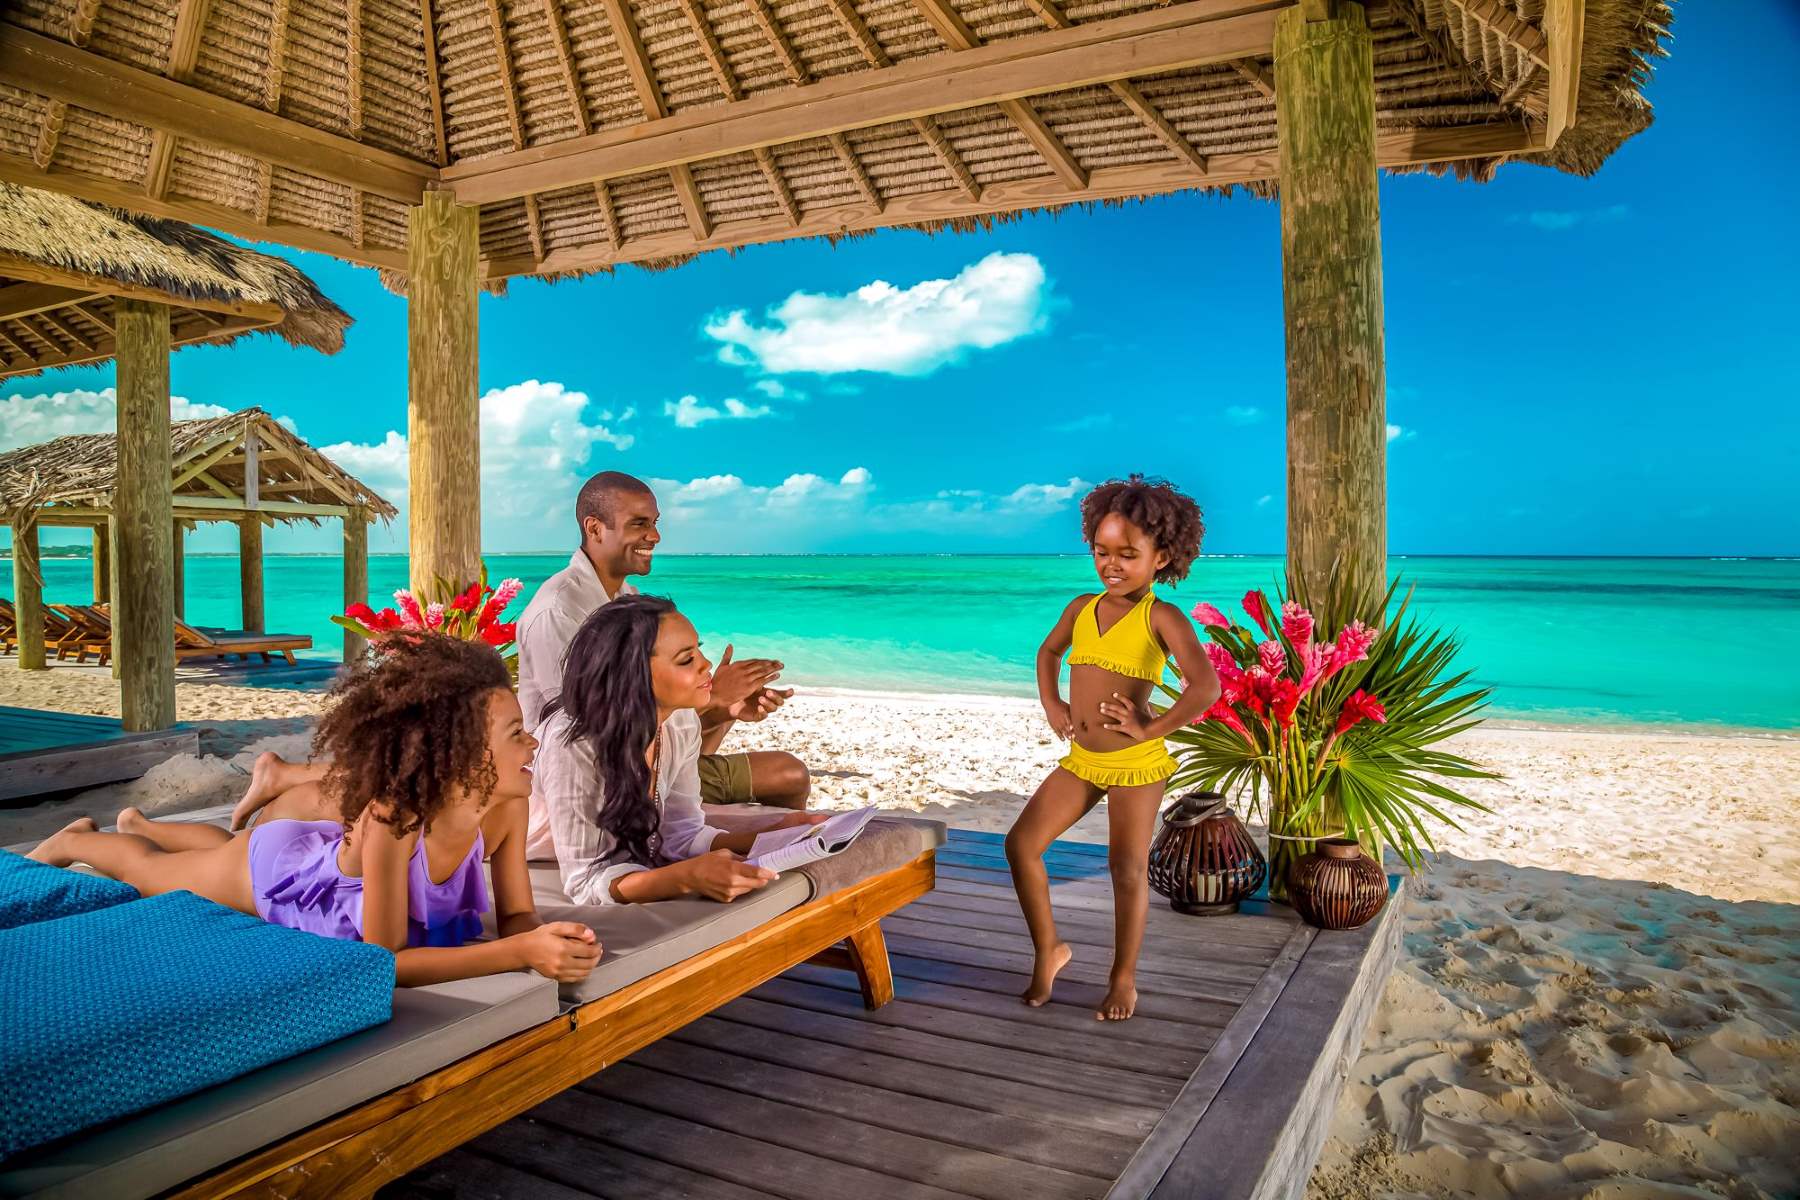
[3,670,1796,1197]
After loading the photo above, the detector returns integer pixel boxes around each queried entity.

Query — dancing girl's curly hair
[312,633,513,835]
[1080,474,1206,583]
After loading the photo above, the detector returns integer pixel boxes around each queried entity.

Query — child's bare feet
[230,751,285,831]
[1097,977,1138,1021]
[1021,941,1072,1007]
[117,806,149,836]
[26,816,96,865]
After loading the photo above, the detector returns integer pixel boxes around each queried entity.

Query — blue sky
[4,0,1796,557]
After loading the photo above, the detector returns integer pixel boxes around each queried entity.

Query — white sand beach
[2,670,1796,1196]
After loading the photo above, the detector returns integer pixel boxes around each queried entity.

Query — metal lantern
[1288,838,1387,930]
[1147,791,1267,916]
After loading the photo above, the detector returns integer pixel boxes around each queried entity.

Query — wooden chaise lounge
[171,617,312,665]
[42,605,112,665]
[0,807,942,1200]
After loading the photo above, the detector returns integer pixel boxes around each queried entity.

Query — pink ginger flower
[1258,639,1286,677]
[393,589,426,630]
[478,578,525,628]
[1333,689,1387,735]
[1242,590,1275,638]
[1191,601,1230,629]
[1296,640,1332,695]
[1325,620,1378,678]
[1280,601,1314,649]
[424,602,446,630]
[1203,641,1244,679]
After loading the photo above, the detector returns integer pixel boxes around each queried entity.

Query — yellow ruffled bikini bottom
[1059,738,1177,789]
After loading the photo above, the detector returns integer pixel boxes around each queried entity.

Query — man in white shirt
[516,471,811,809]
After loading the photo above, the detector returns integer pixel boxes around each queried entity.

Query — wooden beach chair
[0,596,15,653]
[44,604,112,665]
[0,808,941,1200]
[170,616,312,665]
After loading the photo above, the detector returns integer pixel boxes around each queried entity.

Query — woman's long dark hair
[542,594,675,867]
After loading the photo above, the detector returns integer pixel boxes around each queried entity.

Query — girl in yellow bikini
[1006,475,1220,1021]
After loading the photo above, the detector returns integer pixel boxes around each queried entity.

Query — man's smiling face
[587,487,662,580]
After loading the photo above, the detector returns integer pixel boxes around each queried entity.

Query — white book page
[746,806,879,873]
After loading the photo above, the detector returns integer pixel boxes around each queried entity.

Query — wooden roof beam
[34,308,93,352]
[828,133,883,211]
[753,146,799,226]
[543,0,592,134]
[33,99,65,169]
[484,120,1540,278]
[445,0,1278,204]
[915,114,980,200]
[0,22,434,204]
[1442,0,1549,68]
[745,0,808,84]
[597,0,714,240]
[482,0,546,263]
[1230,58,1276,97]
[0,282,99,321]
[1108,80,1207,174]
[420,0,449,165]
[673,0,741,101]
[1542,0,1583,148]
[143,0,213,198]
[0,250,290,322]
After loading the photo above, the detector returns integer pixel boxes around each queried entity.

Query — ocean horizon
[9,552,1797,733]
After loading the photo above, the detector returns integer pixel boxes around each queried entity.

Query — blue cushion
[0,890,394,1160]
[0,849,138,931]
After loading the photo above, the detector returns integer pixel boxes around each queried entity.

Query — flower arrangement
[334,568,525,670]
[1168,576,1495,900]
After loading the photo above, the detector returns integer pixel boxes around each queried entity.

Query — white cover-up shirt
[526,707,723,904]
[515,549,637,732]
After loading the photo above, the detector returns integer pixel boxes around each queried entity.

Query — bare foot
[26,816,96,865]
[1096,979,1138,1021]
[230,751,285,831]
[1021,941,1073,1007]
[117,806,149,836]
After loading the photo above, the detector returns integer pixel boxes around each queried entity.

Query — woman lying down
[28,634,600,988]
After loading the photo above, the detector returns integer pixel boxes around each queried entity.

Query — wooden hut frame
[2,408,395,709]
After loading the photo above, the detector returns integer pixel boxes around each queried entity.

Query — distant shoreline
[12,551,1796,562]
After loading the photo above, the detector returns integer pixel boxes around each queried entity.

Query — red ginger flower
[449,581,484,614]
[1243,590,1274,638]
[1334,689,1387,735]
[1270,678,1302,727]
[1280,601,1314,650]
[345,601,378,625]
[479,621,517,647]
[1258,639,1286,676]
[1197,698,1252,742]
[394,589,425,630]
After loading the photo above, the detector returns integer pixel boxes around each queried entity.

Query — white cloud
[1256,494,1274,508]
[1512,204,1631,232]
[665,394,774,429]
[1051,413,1112,435]
[704,252,1052,377]
[1224,405,1263,426]
[1386,423,1417,444]
[0,387,239,453]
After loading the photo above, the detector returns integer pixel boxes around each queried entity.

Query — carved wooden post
[343,507,369,663]
[171,522,186,620]
[238,518,265,633]
[11,517,46,670]
[407,190,481,596]
[114,298,176,731]
[1276,0,1387,612]
[91,522,110,603]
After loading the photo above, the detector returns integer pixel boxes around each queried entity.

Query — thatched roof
[0,182,352,378]
[0,0,1669,282]
[0,406,398,527]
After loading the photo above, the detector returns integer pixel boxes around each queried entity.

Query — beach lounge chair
[0,806,942,1199]
[0,597,14,653]
[42,605,111,666]
[170,617,312,665]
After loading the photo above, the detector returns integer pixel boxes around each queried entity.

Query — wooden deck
[0,706,199,802]
[382,829,1402,1200]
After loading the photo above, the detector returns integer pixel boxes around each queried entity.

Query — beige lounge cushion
[0,972,558,1200]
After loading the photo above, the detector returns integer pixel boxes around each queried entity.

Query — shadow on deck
[0,706,199,803]
[383,829,1402,1200]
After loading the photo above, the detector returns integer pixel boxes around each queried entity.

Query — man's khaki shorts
[697,751,755,804]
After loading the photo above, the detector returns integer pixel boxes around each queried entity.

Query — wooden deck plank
[883,931,1258,1006]
[581,1063,1109,1200]
[460,1115,786,1200]
[916,883,1295,951]
[752,976,1201,1079]
[883,914,1272,986]
[900,898,1290,966]
[0,708,199,801]
[782,960,1218,1048]
[876,949,1240,1026]
[628,1037,1133,1178]
[669,1014,1164,1141]
[713,995,1181,1109]
[953,827,1107,857]
[376,1146,606,1199]
[526,1088,971,1200]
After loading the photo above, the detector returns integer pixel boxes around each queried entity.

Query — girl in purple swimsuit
[29,635,600,988]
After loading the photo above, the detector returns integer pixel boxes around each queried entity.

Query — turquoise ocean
[9,554,1798,732]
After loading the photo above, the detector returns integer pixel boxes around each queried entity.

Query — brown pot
[1288,838,1387,930]
[1147,791,1267,916]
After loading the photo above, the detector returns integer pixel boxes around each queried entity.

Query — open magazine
[745,806,879,874]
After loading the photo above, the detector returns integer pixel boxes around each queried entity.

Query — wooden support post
[1275,0,1386,612]
[11,517,46,670]
[91,521,110,602]
[343,508,369,662]
[171,522,185,620]
[114,298,177,731]
[238,518,265,632]
[844,922,896,1009]
[407,190,481,597]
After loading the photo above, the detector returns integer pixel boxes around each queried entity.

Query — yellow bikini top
[1067,591,1167,681]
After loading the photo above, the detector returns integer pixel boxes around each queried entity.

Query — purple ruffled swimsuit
[246,819,489,948]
